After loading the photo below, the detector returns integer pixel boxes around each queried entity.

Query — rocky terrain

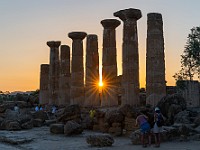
[0,93,199,149]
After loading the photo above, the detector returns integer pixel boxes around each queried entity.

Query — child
[135,112,151,147]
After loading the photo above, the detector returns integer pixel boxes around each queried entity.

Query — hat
[155,107,160,111]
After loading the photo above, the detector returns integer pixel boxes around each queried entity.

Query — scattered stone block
[50,124,64,134]
[86,134,114,147]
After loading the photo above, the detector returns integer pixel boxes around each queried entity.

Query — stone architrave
[39,64,49,105]
[47,41,61,105]
[68,32,87,105]
[59,45,70,106]
[101,19,121,107]
[85,34,100,107]
[146,13,166,106]
[114,8,142,106]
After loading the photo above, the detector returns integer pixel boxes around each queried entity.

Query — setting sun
[99,82,103,87]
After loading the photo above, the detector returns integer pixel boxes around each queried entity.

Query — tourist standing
[153,107,164,147]
[135,112,151,147]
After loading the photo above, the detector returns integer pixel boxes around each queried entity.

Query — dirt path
[0,127,199,150]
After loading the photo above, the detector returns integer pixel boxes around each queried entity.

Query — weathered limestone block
[99,123,110,133]
[39,64,49,105]
[68,32,87,105]
[124,117,138,131]
[50,124,64,134]
[32,111,48,122]
[21,120,33,129]
[6,121,21,131]
[33,119,43,127]
[194,115,200,126]
[85,34,100,107]
[108,127,122,136]
[17,113,33,124]
[57,104,81,123]
[114,8,141,106]
[105,110,124,124]
[129,129,141,145]
[93,124,100,131]
[59,45,70,106]
[177,80,200,107]
[86,134,114,147]
[101,19,120,107]
[174,110,191,124]
[112,122,121,128]
[146,13,166,107]
[157,94,186,125]
[44,119,57,126]
[47,41,61,105]
[64,121,83,135]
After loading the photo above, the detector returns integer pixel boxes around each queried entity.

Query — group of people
[35,105,42,111]
[135,107,164,148]
[35,104,57,114]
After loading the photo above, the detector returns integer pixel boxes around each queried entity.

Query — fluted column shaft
[101,19,120,107]
[68,32,87,105]
[59,45,70,105]
[146,13,166,106]
[114,8,142,106]
[47,41,61,105]
[85,34,100,106]
[39,64,49,105]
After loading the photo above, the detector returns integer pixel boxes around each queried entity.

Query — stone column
[114,8,142,106]
[47,41,61,105]
[146,13,166,107]
[68,32,87,105]
[85,34,100,107]
[59,45,70,106]
[39,64,49,105]
[100,19,121,107]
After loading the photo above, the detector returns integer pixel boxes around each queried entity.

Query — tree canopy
[173,26,200,81]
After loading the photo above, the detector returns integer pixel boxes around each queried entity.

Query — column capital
[114,8,142,21]
[101,19,121,29]
[87,34,98,40]
[68,32,87,40]
[47,41,61,48]
[147,13,162,21]
[61,45,70,50]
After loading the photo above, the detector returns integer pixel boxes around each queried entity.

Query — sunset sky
[0,0,199,92]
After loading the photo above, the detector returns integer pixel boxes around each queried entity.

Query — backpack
[156,113,164,127]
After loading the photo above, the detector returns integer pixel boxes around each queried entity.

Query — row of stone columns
[39,8,166,107]
[41,41,71,106]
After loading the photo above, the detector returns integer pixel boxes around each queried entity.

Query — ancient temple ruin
[39,8,200,108]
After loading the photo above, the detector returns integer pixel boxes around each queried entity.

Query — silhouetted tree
[173,27,200,81]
